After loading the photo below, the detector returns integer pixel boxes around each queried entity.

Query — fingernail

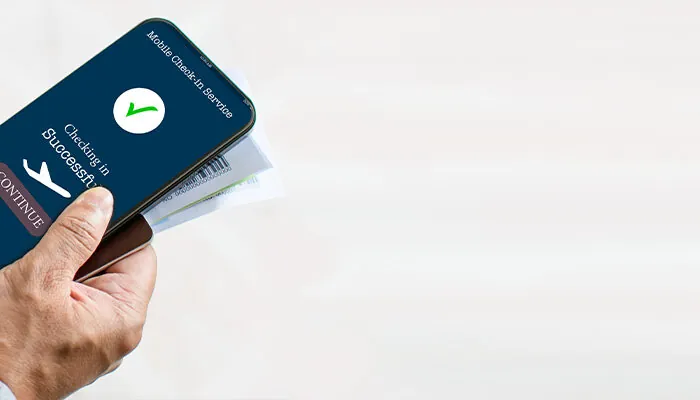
[78,187,113,215]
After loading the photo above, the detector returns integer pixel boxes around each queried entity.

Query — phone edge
[102,17,257,239]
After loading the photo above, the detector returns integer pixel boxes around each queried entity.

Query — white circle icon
[113,88,165,134]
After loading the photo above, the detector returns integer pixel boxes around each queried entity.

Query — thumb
[22,187,113,285]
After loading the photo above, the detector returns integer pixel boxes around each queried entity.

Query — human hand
[0,187,157,399]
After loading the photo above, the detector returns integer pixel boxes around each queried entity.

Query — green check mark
[126,102,158,117]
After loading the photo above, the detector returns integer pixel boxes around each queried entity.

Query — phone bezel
[103,17,256,239]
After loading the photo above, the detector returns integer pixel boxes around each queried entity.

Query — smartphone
[74,214,153,282]
[0,18,255,268]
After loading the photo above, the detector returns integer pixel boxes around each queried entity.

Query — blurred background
[3,0,700,399]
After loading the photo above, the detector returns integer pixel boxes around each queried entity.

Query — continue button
[0,163,51,237]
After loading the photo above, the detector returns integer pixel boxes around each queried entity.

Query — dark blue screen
[0,19,254,267]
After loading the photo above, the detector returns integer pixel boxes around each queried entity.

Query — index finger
[83,245,157,309]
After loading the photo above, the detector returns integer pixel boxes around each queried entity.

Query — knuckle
[81,330,102,356]
[103,359,123,376]
[6,264,43,305]
[56,214,101,255]
[59,329,113,370]
[18,283,44,306]
[119,326,144,355]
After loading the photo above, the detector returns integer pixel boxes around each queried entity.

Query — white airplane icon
[23,159,71,198]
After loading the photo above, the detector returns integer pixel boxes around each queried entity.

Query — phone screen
[0,19,254,267]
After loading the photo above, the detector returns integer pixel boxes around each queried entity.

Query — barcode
[183,155,231,186]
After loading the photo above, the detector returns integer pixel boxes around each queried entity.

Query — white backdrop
[2,1,700,399]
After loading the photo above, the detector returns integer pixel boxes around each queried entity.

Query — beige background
[2,0,700,399]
